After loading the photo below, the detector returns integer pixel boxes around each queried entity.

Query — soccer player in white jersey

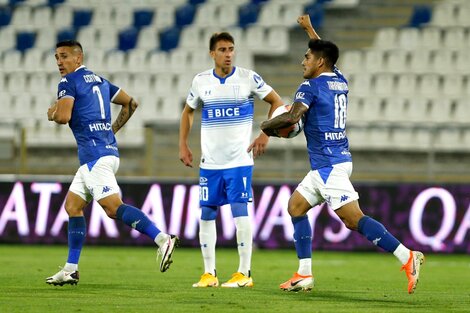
[45,40,178,286]
[261,16,425,294]
[179,32,284,288]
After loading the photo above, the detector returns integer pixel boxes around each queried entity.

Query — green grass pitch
[0,245,469,313]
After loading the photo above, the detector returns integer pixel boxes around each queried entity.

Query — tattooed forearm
[112,97,138,134]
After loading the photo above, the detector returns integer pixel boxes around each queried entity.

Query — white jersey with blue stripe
[294,67,352,170]
[186,66,273,169]
[57,65,120,165]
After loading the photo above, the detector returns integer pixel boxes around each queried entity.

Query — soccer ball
[270,104,304,138]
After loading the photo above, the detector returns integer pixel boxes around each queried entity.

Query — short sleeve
[186,76,201,109]
[293,79,318,108]
[57,76,75,100]
[249,70,273,100]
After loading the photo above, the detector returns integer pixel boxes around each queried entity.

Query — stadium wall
[0,177,469,254]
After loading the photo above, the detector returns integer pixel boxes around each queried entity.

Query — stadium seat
[347,73,372,98]
[372,27,397,51]
[76,26,98,49]
[361,97,383,124]
[6,73,27,95]
[179,26,203,49]
[216,4,238,28]
[454,98,470,124]
[418,27,441,50]
[384,50,408,74]
[104,50,126,73]
[397,27,419,51]
[189,49,212,72]
[52,5,73,28]
[282,3,304,28]
[32,6,53,28]
[16,31,36,52]
[160,26,180,52]
[57,28,77,43]
[96,26,118,49]
[408,5,432,28]
[147,51,170,73]
[10,5,32,30]
[153,5,176,30]
[23,49,46,73]
[409,49,432,74]
[238,2,259,28]
[363,49,384,74]
[442,27,467,50]
[395,73,417,99]
[367,126,391,150]
[175,4,196,27]
[27,72,49,93]
[406,98,430,124]
[113,6,133,30]
[257,2,282,27]
[118,27,139,52]
[128,72,153,95]
[430,2,455,27]
[89,6,113,27]
[373,73,395,98]
[245,25,265,53]
[456,5,470,27]
[35,28,56,50]
[192,2,218,28]
[337,50,362,75]
[126,49,148,73]
[391,128,417,151]
[169,48,190,73]
[73,9,93,29]
[304,2,324,29]
[417,74,441,101]
[382,97,407,124]
[428,98,454,124]
[0,7,12,27]
[136,26,160,50]
[266,26,289,56]
[442,74,464,100]
[133,9,154,29]
[0,27,15,50]
[154,72,174,97]
[434,128,462,152]
[346,96,364,125]
[455,50,470,74]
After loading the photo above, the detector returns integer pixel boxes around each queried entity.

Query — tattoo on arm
[112,97,137,134]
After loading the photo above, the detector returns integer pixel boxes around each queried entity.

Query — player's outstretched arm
[112,90,138,134]
[297,14,321,40]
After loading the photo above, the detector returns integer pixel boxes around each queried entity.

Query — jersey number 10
[334,94,347,129]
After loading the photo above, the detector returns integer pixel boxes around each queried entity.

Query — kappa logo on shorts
[340,195,349,202]
[102,186,112,193]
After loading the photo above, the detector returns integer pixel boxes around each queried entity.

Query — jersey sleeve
[293,80,318,108]
[249,70,273,99]
[186,76,201,109]
[107,80,121,102]
[57,76,76,100]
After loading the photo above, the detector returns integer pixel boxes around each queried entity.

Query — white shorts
[69,155,120,202]
[296,162,359,210]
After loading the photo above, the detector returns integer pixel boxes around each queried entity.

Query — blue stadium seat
[408,5,432,28]
[16,31,36,52]
[9,0,26,6]
[118,27,139,52]
[57,28,76,42]
[73,10,92,29]
[238,3,260,28]
[175,4,196,27]
[304,3,324,29]
[189,0,205,5]
[48,0,66,6]
[160,26,180,52]
[0,8,12,27]
[134,10,154,29]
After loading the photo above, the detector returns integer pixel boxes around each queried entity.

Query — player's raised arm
[111,89,138,134]
[297,15,321,40]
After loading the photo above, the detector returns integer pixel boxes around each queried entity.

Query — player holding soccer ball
[179,32,284,288]
[261,16,424,294]
[46,40,178,286]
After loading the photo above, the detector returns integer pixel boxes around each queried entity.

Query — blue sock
[67,216,86,264]
[116,204,161,240]
[292,216,312,259]
[358,216,400,253]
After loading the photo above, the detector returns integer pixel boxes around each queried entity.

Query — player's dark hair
[308,39,339,69]
[209,32,234,51]
[56,40,83,53]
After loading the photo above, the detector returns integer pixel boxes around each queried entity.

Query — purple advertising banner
[0,180,469,253]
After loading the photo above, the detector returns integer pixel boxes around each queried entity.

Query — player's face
[211,40,234,75]
[55,46,82,77]
[302,49,321,79]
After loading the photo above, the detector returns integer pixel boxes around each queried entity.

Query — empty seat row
[348,73,470,100]
[339,48,470,75]
[429,0,470,27]
[347,96,470,126]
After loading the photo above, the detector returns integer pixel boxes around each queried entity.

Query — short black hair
[56,40,83,53]
[209,32,234,51]
[308,39,339,69]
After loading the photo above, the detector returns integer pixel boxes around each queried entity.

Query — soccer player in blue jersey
[179,32,284,288]
[261,16,424,294]
[45,40,178,286]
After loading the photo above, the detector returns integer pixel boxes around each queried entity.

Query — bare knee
[335,200,364,231]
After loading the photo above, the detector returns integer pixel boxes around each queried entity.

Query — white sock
[154,232,169,247]
[393,244,411,265]
[234,216,253,276]
[199,219,217,276]
[297,258,312,276]
[64,262,78,272]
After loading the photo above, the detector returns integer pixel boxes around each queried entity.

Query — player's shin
[66,216,86,271]
[234,216,252,276]
[292,216,312,276]
[358,215,402,253]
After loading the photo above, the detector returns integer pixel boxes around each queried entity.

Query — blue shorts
[199,166,253,206]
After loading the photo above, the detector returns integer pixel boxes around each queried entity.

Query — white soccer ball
[270,104,304,138]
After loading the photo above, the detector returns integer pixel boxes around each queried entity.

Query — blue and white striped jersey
[57,65,120,165]
[294,67,353,170]
[186,66,273,169]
